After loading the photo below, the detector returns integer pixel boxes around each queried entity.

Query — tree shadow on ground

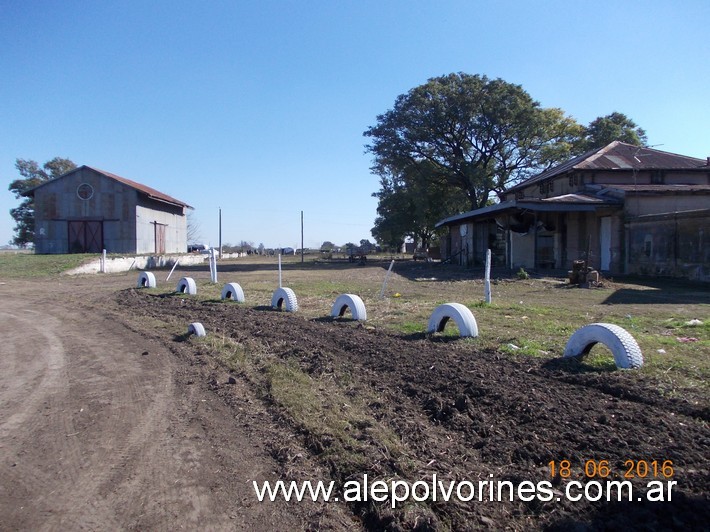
[601,280,709,305]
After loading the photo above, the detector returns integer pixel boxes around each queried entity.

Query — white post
[484,249,492,304]
[379,259,395,299]
[101,249,107,273]
[209,248,218,283]
[278,253,282,288]
[166,259,180,281]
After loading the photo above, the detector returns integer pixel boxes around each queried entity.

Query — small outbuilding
[24,165,192,254]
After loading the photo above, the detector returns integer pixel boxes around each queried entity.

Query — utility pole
[219,207,222,259]
[301,210,304,263]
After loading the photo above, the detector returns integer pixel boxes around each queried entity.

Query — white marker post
[484,249,492,304]
[380,259,395,299]
[278,253,282,288]
[166,259,180,281]
[209,248,218,283]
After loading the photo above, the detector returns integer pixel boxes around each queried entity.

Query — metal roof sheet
[508,141,708,192]
[24,165,192,209]
[435,194,621,227]
[539,193,611,203]
[85,166,192,208]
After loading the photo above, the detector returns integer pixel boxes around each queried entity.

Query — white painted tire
[271,287,298,312]
[176,277,197,295]
[137,271,156,288]
[188,322,206,337]
[427,303,478,337]
[330,294,367,321]
[563,323,643,369]
[221,282,245,302]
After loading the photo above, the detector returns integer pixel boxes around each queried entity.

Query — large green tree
[8,157,76,247]
[581,112,648,151]
[372,161,468,249]
[364,73,582,211]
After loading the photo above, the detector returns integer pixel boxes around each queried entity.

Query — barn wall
[135,197,187,254]
[33,167,137,254]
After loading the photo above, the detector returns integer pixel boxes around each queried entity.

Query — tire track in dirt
[1,277,352,531]
[0,309,66,439]
[0,284,218,530]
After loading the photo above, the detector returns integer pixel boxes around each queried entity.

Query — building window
[77,183,94,200]
[539,181,553,195]
[644,235,653,258]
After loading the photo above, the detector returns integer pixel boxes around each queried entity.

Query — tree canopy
[371,160,469,249]
[364,73,582,212]
[581,112,648,151]
[8,157,76,247]
[364,74,649,249]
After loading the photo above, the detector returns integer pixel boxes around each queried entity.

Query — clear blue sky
[2,0,708,249]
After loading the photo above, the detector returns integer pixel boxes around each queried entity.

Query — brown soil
[1,273,708,531]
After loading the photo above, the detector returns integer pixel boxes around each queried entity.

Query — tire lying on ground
[221,282,245,302]
[176,276,197,295]
[271,287,298,312]
[136,271,156,288]
[563,323,643,369]
[330,293,367,321]
[427,303,478,338]
[187,322,206,337]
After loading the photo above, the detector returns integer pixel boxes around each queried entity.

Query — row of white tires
[139,273,642,369]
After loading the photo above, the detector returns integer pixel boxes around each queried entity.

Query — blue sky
[2,0,708,249]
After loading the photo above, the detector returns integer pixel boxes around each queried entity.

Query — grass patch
[0,252,95,278]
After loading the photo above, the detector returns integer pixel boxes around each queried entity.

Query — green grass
[0,252,95,278]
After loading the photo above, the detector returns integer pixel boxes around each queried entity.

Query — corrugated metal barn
[25,166,191,254]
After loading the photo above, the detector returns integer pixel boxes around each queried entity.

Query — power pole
[300,210,304,263]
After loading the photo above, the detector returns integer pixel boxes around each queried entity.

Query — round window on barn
[77,183,94,200]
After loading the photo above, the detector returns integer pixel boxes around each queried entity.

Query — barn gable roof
[24,165,192,209]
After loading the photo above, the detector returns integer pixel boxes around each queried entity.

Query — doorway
[68,220,103,253]
[600,216,611,271]
[154,223,166,254]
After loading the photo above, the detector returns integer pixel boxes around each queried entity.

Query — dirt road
[0,276,346,531]
[2,270,708,530]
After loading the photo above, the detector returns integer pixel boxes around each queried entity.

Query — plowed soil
[1,269,708,531]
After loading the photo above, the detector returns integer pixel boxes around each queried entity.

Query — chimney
[707,156,710,166]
